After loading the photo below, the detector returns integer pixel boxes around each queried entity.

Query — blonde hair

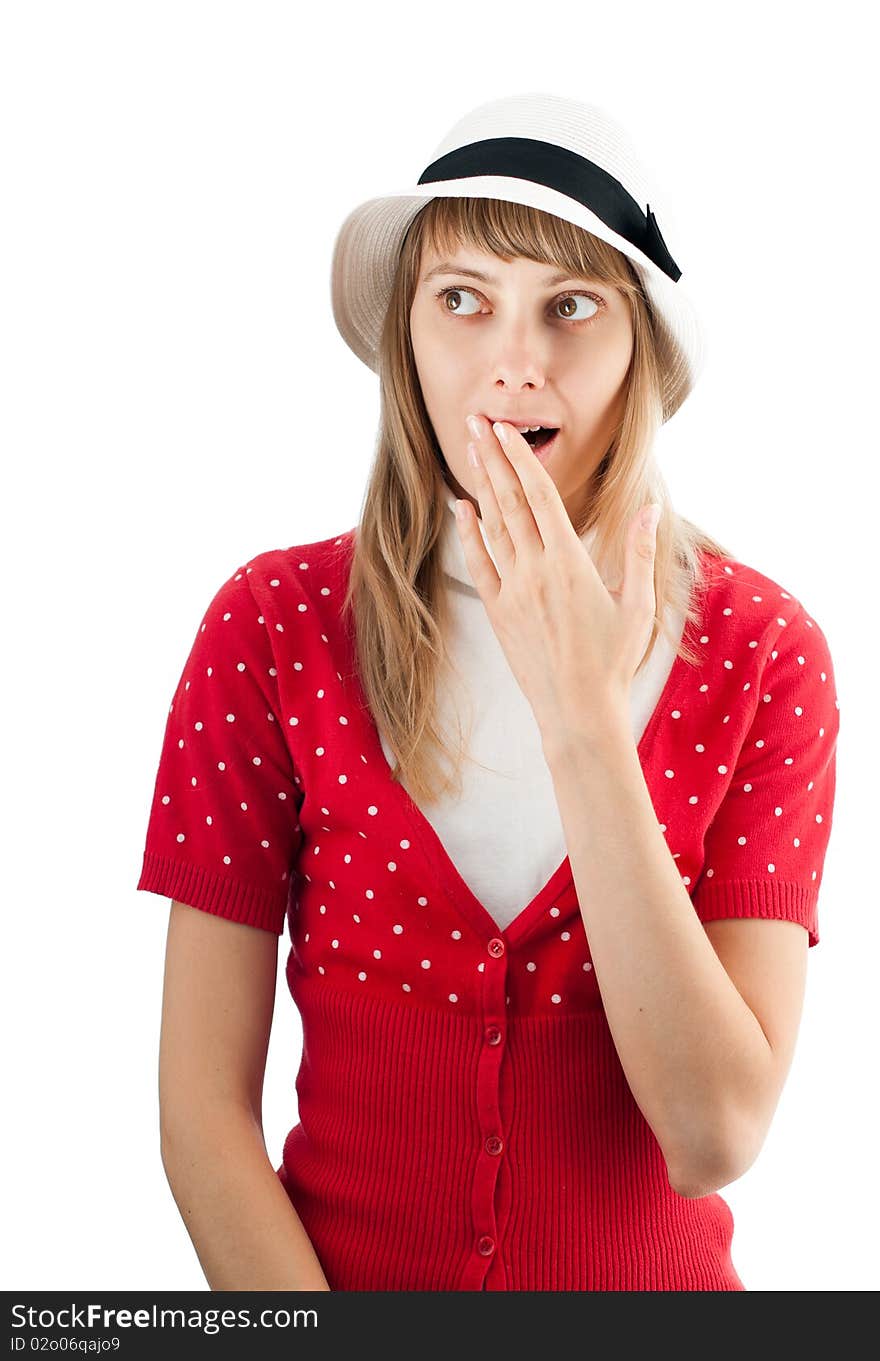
[341,195,733,805]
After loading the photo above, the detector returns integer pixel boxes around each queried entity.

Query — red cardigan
[137,531,840,1291]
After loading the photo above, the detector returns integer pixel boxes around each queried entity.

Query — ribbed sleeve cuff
[136,850,288,935]
[692,877,819,947]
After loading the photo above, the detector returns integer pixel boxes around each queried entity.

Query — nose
[488,329,550,391]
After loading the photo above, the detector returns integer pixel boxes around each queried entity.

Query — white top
[378,486,686,929]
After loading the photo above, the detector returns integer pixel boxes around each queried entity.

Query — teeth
[515,424,542,432]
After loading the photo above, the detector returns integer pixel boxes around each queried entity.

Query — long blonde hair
[341,195,733,805]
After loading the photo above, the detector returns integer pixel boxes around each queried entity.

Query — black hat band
[417,135,682,283]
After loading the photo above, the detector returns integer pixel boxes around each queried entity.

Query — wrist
[539,696,633,764]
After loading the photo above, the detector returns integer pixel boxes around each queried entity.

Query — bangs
[411,195,641,295]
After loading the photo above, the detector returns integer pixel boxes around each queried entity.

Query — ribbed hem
[692,878,819,948]
[136,849,287,935]
[275,971,745,1291]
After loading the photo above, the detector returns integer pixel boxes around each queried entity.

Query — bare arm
[541,719,776,1197]
[158,899,330,1291]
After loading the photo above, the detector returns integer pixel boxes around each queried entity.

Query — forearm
[161,1104,331,1291]
[541,712,773,1192]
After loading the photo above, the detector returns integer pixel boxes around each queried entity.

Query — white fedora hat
[330,91,706,423]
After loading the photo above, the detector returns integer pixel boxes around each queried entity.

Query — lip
[480,414,561,431]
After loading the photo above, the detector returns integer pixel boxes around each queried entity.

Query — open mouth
[522,427,560,458]
[521,426,558,448]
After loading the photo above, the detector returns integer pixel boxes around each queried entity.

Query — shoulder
[187,529,356,653]
[241,528,357,599]
[692,547,832,670]
[216,530,359,655]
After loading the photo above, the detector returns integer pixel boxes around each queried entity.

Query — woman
[139,93,840,1291]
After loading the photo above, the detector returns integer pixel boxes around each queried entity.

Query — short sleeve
[136,563,304,935]
[690,601,840,947]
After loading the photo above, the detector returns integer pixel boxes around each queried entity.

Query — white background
[2,0,876,1293]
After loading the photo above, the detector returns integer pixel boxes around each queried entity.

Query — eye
[435,285,482,316]
[433,284,605,327]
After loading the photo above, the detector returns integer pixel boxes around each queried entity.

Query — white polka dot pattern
[137,562,306,934]
[688,595,839,942]
[138,539,839,974]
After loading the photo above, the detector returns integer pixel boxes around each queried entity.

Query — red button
[477,1236,495,1256]
[488,938,505,958]
[485,1025,502,1046]
[485,1135,503,1156]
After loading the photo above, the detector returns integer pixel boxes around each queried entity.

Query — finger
[490,421,572,557]
[466,430,515,574]
[621,502,660,619]
[453,492,501,602]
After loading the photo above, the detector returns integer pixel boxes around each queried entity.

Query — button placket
[461,935,509,1286]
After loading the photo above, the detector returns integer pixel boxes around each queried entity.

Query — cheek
[411,312,443,363]
[415,342,465,409]
[572,343,632,409]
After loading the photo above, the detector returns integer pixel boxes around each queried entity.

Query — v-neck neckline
[339,537,708,949]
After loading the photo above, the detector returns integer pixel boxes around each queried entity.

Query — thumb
[622,502,660,615]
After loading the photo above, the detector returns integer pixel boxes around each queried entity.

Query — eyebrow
[421,261,597,287]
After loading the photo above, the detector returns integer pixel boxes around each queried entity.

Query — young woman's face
[409,243,635,524]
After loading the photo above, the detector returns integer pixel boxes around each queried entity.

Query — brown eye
[436,287,480,315]
[556,294,601,322]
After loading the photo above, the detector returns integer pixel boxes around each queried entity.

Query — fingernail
[641,503,661,532]
[467,442,481,468]
[466,414,481,440]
